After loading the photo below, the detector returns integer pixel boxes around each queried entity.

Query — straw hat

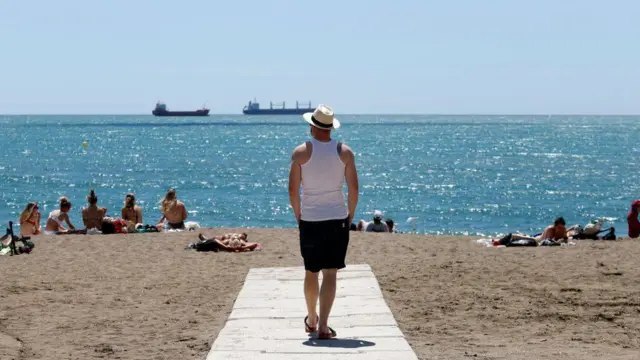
[302,104,341,129]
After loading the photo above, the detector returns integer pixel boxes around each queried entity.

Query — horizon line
[2,113,640,117]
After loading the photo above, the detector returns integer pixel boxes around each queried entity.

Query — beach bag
[601,227,616,240]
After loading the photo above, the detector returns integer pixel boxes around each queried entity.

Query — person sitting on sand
[44,197,77,235]
[627,200,640,238]
[121,193,143,225]
[82,189,107,230]
[19,201,41,236]
[196,232,261,252]
[156,188,187,230]
[385,218,395,233]
[359,210,389,232]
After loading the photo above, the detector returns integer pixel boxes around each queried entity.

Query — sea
[1,114,639,236]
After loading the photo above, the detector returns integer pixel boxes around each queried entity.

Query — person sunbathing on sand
[502,217,576,244]
[101,216,130,234]
[82,189,107,230]
[19,202,41,236]
[44,197,85,235]
[197,232,261,252]
[157,188,187,230]
[121,193,143,225]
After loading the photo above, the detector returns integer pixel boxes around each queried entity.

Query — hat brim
[302,112,340,129]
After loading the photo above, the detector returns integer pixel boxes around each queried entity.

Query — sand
[0,229,639,360]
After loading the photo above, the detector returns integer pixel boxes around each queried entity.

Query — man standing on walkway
[288,104,359,339]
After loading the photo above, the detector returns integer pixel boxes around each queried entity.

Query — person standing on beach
[288,104,359,339]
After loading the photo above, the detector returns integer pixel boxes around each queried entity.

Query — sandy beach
[1,229,639,360]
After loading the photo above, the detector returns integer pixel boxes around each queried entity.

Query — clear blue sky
[1,0,638,114]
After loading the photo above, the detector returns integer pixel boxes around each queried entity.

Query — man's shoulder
[338,142,354,163]
[293,141,311,152]
[291,142,312,162]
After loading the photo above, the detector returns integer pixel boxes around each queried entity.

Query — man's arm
[341,145,359,223]
[63,213,75,230]
[181,202,188,221]
[136,207,143,224]
[539,226,552,240]
[288,149,303,223]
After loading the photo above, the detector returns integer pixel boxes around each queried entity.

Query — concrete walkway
[206,264,418,360]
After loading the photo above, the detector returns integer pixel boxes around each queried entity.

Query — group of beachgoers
[13,186,640,245]
[352,210,395,233]
[17,188,190,236]
[13,188,261,252]
[489,201,640,246]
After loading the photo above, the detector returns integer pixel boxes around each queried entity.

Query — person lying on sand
[196,232,261,252]
[494,217,576,245]
[19,202,41,236]
[82,189,107,230]
[156,188,187,230]
[101,217,130,234]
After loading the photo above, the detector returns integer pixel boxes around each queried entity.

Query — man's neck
[312,134,332,142]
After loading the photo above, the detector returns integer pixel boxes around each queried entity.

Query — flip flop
[304,315,318,333]
[317,327,337,339]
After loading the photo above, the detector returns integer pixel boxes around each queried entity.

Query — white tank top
[300,138,348,221]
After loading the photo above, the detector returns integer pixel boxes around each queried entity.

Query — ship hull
[242,108,311,115]
[152,109,210,117]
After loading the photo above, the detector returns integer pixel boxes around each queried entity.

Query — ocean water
[1,114,639,236]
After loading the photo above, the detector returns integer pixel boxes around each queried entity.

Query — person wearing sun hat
[364,210,389,232]
[288,104,359,340]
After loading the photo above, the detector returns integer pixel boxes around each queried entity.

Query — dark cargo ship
[152,102,210,117]
[242,99,313,115]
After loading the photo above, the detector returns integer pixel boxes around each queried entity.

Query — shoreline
[1,229,639,360]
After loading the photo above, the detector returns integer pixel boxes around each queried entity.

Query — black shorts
[299,217,350,273]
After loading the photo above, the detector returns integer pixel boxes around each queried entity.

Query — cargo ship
[242,99,313,115]
[152,102,210,117]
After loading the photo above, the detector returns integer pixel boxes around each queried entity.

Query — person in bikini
[81,189,107,230]
[156,188,187,230]
[44,197,78,235]
[121,193,143,225]
[197,232,261,252]
[19,202,41,236]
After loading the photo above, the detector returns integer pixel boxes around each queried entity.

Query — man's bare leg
[304,270,319,329]
[318,268,337,334]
